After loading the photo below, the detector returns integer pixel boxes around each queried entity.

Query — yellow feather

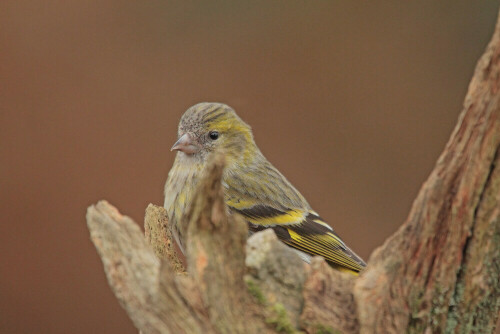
[287,230,363,271]
[243,209,305,225]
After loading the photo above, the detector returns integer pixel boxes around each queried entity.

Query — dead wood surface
[86,9,500,334]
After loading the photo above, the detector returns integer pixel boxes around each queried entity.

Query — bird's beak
[171,133,200,154]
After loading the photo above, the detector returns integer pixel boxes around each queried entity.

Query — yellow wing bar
[230,204,366,273]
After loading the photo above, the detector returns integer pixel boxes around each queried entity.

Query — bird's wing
[224,175,366,273]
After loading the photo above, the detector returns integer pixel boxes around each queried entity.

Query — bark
[86,8,500,334]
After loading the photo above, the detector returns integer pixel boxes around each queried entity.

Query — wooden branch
[181,154,271,334]
[86,8,500,334]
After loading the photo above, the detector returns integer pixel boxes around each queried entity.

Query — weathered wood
[245,229,308,327]
[144,204,185,274]
[182,154,273,334]
[300,257,359,334]
[86,201,208,334]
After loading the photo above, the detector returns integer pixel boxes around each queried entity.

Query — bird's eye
[209,131,219,140]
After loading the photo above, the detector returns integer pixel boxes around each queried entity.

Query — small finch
[164,102,366,274]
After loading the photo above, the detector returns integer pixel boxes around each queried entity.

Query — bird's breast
[164,159,202,226]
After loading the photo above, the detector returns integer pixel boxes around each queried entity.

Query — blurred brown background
[1,1,499,333]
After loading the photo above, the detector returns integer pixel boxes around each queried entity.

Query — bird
[164,102,366,274]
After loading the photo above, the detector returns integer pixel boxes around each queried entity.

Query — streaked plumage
[164,102,366,274]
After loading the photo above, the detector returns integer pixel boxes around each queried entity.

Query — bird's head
[171,102,256,163]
